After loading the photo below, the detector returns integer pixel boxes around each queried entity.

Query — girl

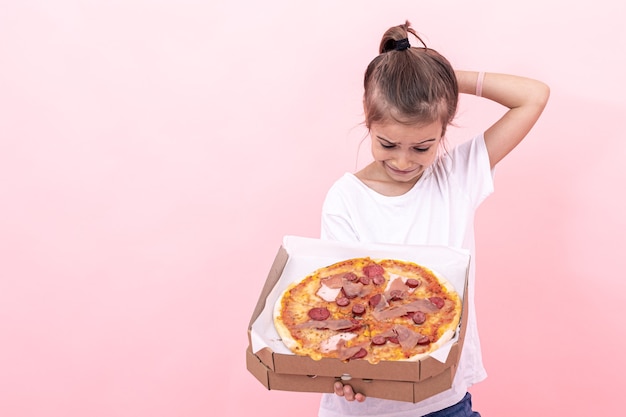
[319,21,549,417]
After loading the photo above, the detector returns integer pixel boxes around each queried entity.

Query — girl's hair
[363,21,458,135]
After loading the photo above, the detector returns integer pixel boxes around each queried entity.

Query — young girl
[319,21,549,417]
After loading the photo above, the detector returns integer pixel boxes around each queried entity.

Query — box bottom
[247,348,456,403]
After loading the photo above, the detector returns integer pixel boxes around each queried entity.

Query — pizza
[273,257,462,364]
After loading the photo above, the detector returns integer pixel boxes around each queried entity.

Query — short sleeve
[444,133,495,209]
[320,179,360,242]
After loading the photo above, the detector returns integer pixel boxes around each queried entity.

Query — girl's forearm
[455,70,550,109]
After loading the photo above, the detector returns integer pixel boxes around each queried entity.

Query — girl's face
[369,120,443,186]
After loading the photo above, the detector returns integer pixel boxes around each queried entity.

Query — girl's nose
[394,153,413,170]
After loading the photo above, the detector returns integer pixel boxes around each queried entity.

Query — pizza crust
[273,282,302,352]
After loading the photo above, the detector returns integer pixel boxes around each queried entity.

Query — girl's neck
[355,162,422,197]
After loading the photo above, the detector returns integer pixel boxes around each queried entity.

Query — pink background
[1,1,624,416]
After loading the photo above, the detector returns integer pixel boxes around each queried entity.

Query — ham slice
[320,274,345,289]
[384,276,410,301]
[371,298,438,321]
[393,325,430,352]
[342,281,364,298]
[295,319,357,331]
[336,339,369,361]
[394,325,420,351]
[319,274,373,301]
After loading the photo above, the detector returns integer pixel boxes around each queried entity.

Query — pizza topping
[368,293,387,309]
[350,347,368,359]
[337,339,369,361]
[343,272,359,282]
[308,307,331,321]
[344,318,363,332]
[316,285,342,302]
[388,289,405,301]
[411,311,426,325]
[335,296,350,307]
[321,274,345,289]
[320,333,356,353]
[371,329,397,346]
[362,264,384,278]
[371,305,408,321]
[320,274,374,302]
[407,299,440,313]
[342,281,364,299]
[417,335,431,345]
[372,275,386,285]
[371,335,388,345]
[296,318,357,331]
[429,297,445,309]
[406,278,420,288]
[371,298,439,321]
[385,277,410,299]
[351,303,366,316]
[394,325,430,352]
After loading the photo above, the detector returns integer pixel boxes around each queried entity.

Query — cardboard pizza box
[246,236,470,403]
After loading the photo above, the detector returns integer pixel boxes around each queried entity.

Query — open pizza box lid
[247,235,470,402]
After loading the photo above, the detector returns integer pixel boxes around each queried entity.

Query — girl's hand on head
[334,381,366,402]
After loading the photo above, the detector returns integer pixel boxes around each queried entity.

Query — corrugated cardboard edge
[247,345,454,403]
[247,245,289,372]
[247,347,336,394]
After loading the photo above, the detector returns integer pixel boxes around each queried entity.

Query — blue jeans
[424,393,480,417]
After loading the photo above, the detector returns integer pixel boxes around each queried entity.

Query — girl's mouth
[385,163,419,176]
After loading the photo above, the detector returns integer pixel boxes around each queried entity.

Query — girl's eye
[413,147,430,153]
[380,143,395,149]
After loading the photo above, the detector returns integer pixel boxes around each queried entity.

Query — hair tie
[394,38,411,51]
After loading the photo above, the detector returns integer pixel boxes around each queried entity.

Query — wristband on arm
[475,71,485,97]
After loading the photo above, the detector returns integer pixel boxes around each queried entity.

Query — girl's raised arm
[456,71,550,168]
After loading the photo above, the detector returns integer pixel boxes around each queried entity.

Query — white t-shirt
[318,134,494,417]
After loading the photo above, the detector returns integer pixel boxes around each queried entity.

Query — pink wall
[1,1,624,416]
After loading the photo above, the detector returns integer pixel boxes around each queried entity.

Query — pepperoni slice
[406,278,420,288]
[429,297,445,309]
[372,275,385,285]
[335,296,350,307]
[412,311,426,325]
[343,272,359,282]
[371,335,387,345]
[352,303,366,316]
[363,264,384,278]
[359,276,371,285]
[368,293,382,307]
[308,307,330,321]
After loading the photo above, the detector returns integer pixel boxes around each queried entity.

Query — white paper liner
[251,235,470,364]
